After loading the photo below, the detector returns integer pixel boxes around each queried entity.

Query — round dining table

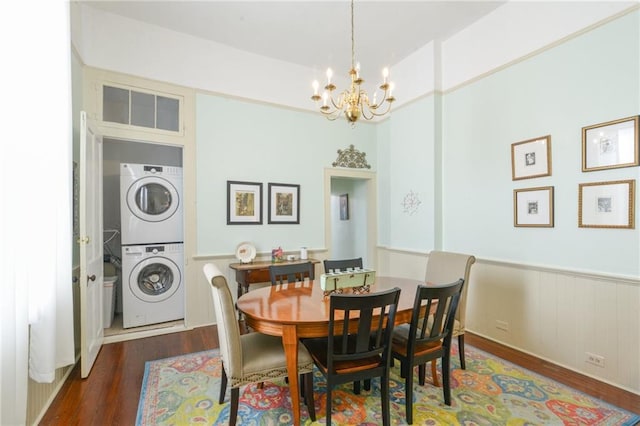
[236,276,424,426]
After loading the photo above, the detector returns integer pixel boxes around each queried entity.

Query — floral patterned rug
[137,344,639,425]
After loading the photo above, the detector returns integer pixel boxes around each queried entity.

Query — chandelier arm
[365,98,393,117]
[360,104,374,121]
[321,107,343,121]
[367,85,389,109]
[329,93,343,111]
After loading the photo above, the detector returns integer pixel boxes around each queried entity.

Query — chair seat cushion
[237,332,314,385]
[391,324,442,357]
[395,318,465,341]
[303,337,382,375]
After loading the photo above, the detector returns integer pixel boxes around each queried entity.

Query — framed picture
[578,179,635,229]
[511,135,552,180]
[582,116,639,171]
[514,186,554,227]
[268,183,300,224]
[227,181,262,225]
[339,193,349,220]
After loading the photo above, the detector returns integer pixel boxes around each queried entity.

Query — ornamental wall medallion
[332,144,371,169]
[401,190,422,215]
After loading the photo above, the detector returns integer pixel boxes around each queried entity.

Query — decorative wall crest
[401,190,422,215]
[332,144,371,169]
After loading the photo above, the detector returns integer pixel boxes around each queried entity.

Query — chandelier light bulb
[312,80,319,95]
[382,67,389,83]
[326,68,333,85]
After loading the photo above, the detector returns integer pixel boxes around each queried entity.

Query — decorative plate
[235,242,256,263]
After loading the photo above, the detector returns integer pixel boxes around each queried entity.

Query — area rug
[137,344,640,425]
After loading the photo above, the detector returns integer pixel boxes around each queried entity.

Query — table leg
[282,324,301,426]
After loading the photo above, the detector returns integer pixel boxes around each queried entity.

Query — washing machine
[122,243,184,328]
[120,163,183,245]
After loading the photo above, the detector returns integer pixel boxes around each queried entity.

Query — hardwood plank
[39,326,639,425]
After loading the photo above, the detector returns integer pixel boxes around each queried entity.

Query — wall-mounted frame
[578,179,635,229]
[511,135,552,180]
[227,181,262,225]
[339,193,349,220]
[268,183,300,224]
[582,116,639,172]
[514,186,554,227]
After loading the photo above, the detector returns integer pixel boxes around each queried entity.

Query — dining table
[236,275,424,426]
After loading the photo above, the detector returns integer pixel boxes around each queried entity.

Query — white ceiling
[84,1,505,76]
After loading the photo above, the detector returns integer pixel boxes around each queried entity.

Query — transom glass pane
[103,86,129,124]
[157,96,179,131]
[131,91,155,128]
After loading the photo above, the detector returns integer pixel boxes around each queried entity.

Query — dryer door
[125,176,180,222]
[129,256,181,302]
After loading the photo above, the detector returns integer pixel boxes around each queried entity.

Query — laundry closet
[84,69,194,341]
[102,139,184,337]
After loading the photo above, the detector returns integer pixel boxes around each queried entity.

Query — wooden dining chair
[269,261,314,285]
[424,251,476,369]
[391,279,464,424]
[302,287,401,426]
[203,263,316,425]
[323,257,363,273]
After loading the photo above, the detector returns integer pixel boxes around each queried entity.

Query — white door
[79,111,104,377]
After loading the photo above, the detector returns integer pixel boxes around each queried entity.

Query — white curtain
[1,1,74,424]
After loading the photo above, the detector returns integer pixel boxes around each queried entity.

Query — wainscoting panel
[376,247,640,395]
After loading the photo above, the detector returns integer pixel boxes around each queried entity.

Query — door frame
[323,167,377,268]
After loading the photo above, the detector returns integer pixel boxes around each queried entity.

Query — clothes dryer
[122,243,184,328]
[120,163,183,245]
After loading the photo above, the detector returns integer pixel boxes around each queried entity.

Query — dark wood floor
[39,327,639,425]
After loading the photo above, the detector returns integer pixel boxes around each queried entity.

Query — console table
[229,258,321,301]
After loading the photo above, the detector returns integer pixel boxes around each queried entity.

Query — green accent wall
[196,95,376,255]
[442,10,639,275]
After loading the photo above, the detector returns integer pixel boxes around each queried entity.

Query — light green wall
[195,11,638,276]
[195,95,377,255]
[378,97,437,252]
[442,10,640,275]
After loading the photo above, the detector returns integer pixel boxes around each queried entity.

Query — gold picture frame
[578,180,635,229]
[514,186,554,227]
[582,116,639,172]
[511,135,552,180]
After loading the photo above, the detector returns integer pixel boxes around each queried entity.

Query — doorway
[324,168,377,269]
[102,138,184,338]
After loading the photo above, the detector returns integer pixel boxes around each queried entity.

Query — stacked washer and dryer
[120,163,184,328]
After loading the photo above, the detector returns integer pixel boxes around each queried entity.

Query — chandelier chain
[351,0,355,70]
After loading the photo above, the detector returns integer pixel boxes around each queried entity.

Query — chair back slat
[323,257,363,273]
[408,280,464,354]
[269,262,314,285]
[327,288,400,373]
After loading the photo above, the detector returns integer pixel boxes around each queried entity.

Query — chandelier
[310,0,396,124]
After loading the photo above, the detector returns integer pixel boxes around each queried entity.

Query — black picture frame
[227,180,262,225]
[268,183,300,224]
